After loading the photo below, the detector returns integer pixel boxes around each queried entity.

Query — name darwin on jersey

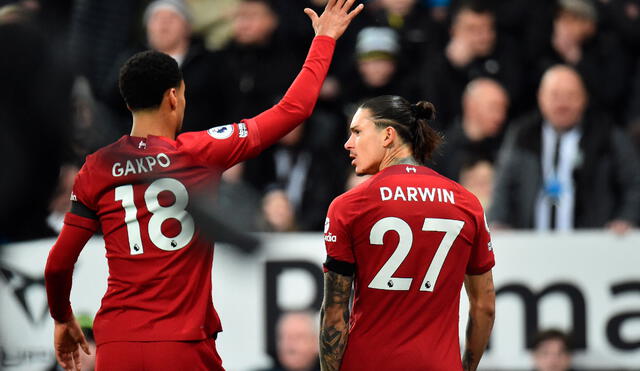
[112,153,171,177]
[379,186,455,204]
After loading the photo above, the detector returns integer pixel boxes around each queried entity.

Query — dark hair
[451,0,494,21]
[118,50,182,111]
[360,95,442,164]
[532,329,573,353]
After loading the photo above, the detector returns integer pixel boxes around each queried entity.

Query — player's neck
[379,145,417,171]
[130,111,178,140]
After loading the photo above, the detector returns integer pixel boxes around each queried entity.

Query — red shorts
[95,338,224,371]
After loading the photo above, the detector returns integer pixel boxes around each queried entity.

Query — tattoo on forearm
[320,272,353,371]
[462,314,475,371]
[462,349,475,371]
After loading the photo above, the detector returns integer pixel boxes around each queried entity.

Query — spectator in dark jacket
[489,65,640,233]
[100,0,229,133]
[342,27,420,114]
[430,77,509,181]
[419,0,522,130]
[535,0,631,122]
[369,0,446,73]
[218,0,299,120]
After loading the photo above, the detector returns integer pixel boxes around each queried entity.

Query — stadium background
[1,0,639,370]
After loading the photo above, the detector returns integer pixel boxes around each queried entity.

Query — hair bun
[412,101,436,121]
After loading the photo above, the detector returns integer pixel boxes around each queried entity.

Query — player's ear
[167,88,178,110]
[382,126,395,147]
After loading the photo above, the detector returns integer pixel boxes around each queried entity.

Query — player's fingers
[341,0,356,12]
[303,8,319,24]
[333,0,345,11]
[56,351,72,370]
[77,333,91,355]
[79,339,91,355]
[72,348,82,371]
[347,3,365,19]
[326,0,337,10]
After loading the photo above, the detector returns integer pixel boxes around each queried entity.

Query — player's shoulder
[85,136,129,161]
[330,174,377,210]
[436,170,484,208]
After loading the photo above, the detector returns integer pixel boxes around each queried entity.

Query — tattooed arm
[462,270,496,371]
[320,270,353,371]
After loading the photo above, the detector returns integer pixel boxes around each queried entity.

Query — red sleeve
[176,120,261,170]
[466,208,495,275]
[251,35,336,150]
[44,213,98,322]
[323,195,356,271]
[72,160,97,211]
[175,36,335,170]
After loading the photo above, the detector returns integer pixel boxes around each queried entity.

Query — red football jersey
[324,165,494,371]
[72,121,260,345]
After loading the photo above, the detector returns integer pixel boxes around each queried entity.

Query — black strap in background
[550,134,562,230]
[324,256,355,277]
[70,200,98,220]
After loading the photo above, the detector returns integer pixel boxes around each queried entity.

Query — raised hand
[304,0,364,40]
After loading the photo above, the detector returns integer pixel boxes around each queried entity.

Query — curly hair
[118,50,182,111]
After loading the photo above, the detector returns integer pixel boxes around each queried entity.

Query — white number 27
[368,217,464,292]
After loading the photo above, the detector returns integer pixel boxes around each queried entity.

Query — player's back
[324,165,493,371]
[73,125,261,345]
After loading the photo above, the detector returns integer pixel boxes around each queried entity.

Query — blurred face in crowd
[463,79,509,139]
[459,161,494,210]
[146,8,190,53]
[538,66,587,131]
[277,313,319,371]
[533,338,572,371]
[345,108,388,175]
[358,58,396,88]
[233,1,278,46]
[451,9,496,57]
[262,189,295,232]
[380,0,416,16]
[554,10,596,45]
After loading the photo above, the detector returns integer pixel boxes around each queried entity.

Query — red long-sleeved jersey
[45,36,336,345]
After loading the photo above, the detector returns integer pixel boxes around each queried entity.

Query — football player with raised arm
[320,96,496,371]
[44,1,363,370]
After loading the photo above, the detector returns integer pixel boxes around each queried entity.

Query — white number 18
[115,178,195,255]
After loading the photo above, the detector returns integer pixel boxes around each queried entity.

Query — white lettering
[124,160,136,176]
[407,187,418,202]
[112,162,124,177]
[443,189,455,204]
[380,187,392,201]
[324,233,337,242]
[111,153,171,177]
[157,153,171,168]
[394,187,406,201]
[135,158,148,173]
[145,156,157,171]
[419,188,436,202]
[378,186,455,204]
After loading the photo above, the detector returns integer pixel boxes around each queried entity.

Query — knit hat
[143,0,193,25]
[558,0,598,22]
[356,27,400,61]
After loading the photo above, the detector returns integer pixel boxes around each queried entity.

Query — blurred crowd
[1,0,639,242]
